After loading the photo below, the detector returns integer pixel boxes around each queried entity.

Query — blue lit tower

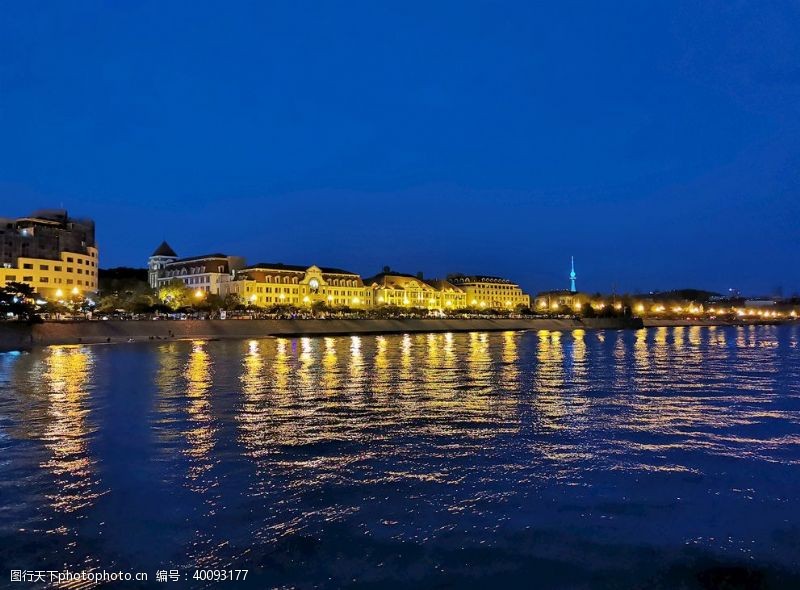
[569,256,577,293]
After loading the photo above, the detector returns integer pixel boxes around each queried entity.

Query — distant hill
[99,267,150,294]
[639,289,721,302]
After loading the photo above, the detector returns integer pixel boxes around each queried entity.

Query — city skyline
[2,2,798,294]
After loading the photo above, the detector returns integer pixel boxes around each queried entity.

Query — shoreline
[0,316,793,352]
[3,317,635,351]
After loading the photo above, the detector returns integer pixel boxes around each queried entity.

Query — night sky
[1,1,798,295]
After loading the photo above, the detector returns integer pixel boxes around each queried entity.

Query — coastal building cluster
[1,210,796,320]
[0,209,98,300]
[147,242,532,311]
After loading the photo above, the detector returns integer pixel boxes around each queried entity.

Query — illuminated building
[222,263,372,308]
[147,244,531,311]
[363,271,470,310]
[423,278,468,309]
[447,274,531,310]
[0,209,98,298]
[535,290,590,312]
[148,241,178,288]
[366,270,449,309]
[148,244,245,295]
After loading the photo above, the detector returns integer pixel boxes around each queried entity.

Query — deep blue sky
[1,1,798,295]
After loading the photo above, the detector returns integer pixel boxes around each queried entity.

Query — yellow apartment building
[222,263,372,309]
[447,275,530,310]
[1,209,98,299]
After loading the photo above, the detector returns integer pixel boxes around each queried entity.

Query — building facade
[364,272,469,310]
[221,263,372,308]
[148,241,178,288]
[0,209,98,298]
[447,275,531,310]
[147,243,532,312]
[148,246,246,295]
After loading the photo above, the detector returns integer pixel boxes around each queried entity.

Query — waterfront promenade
[1,316,794,351]
[0,317,643,351]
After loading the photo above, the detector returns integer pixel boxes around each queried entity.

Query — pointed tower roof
[151,241,177,257]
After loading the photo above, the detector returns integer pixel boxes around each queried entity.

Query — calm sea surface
[1,326,799,589]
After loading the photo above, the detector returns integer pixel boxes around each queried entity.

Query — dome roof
[151,241,177,257]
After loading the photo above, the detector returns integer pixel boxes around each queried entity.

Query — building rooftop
[448,274,516,285]
[247,262,359,275]
[151,241,177,257]
[171,253,230,263]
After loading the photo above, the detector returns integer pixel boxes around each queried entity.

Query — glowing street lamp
[194,290,204,299]
[55,289,64,299]
[71,287,79,296]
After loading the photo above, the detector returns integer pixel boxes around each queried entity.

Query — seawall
[0,317,643,351]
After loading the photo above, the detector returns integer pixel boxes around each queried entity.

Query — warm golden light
[352,297,360,305]
[194,290,203,298]
[55,289,64,298]
[71,287,79,295]
[302,295,310,303]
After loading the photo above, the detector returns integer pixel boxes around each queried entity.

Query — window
[39,277,49,283]
[23,276,33,282]
[54,266,62,272]
[5,275,16,281]
[67,267,73,273]
[23,263,33,269]
[67,257,74,263]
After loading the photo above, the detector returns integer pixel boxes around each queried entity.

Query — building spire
[569,256,577,293]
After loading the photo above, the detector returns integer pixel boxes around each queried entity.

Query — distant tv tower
[569,256,577,293]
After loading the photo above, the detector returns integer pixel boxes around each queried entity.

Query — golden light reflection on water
[40,345,98,515]
[3,325,800,576]
[184,341,216,477]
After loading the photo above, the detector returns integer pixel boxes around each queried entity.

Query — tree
[158,280,191,310]
[0,282,39,320]
[222,293,245,311]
